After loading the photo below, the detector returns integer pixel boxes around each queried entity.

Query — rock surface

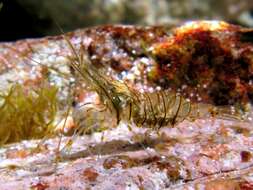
[0,21,252,105]
[0,21,253,189]
[0,119,253,189]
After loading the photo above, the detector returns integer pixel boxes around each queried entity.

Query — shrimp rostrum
[64,40,191,131]
[65,36,246,134]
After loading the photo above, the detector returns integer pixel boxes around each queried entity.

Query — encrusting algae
[65,21,253,136]
[0,20,252,147]
[0,20,253,189]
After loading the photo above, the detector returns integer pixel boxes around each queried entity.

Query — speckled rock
[0,21,253,189]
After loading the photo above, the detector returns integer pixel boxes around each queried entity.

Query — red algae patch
[83,167,99,182]
[0,21,252,189]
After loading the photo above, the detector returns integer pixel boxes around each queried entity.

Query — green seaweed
[0,84,59,145]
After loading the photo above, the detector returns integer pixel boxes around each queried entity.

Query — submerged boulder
[0,21,252,189]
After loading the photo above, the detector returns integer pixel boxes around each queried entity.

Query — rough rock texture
[0,119,253,189]
[0,21,252,105]
[0,21,253,189]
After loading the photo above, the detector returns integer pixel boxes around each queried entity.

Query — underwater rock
[0,119,252,189]
[0,21,253,189]
[0,21,252,106]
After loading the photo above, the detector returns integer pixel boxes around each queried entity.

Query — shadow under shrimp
[62,33,252,148]
[64,38,193,132]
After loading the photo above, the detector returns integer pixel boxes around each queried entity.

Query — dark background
[0,0,252,42]
[0,0,50,41]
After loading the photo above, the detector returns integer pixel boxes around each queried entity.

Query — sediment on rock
[0,21,253,189]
